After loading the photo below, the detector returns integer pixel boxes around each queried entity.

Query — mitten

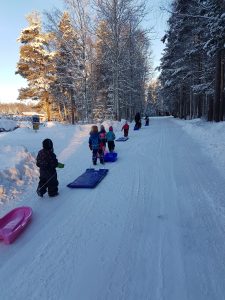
[57,162,64,168]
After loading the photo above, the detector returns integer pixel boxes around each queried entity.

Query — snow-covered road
[1,117,225,300]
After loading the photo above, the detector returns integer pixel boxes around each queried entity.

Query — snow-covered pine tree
[16,12,56,121]
[55,11,83,124]
[160,0,200,119]
[203,0,225,121]
[160,0,225,121]
[159,1,182,117]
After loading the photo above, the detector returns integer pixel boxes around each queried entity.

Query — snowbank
[0,121,93,206]
[0,118,18,132]
[173,118,225,175]
[0,145,38,204]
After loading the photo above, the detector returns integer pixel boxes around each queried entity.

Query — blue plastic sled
[115,137,129,141]
[67,168,109,188]
[134,126,139,130]
[104,152,117,162]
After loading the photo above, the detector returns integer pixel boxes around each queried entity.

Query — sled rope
[37,168,63,192]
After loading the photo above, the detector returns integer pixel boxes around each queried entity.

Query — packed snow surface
[1,117,225,300]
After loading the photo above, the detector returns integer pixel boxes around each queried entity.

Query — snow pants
[38,172,58,196]
[124,129,129,137]
[92,149,104,164]
[108,141,115,152]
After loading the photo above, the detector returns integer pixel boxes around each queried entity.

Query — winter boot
[36,188,43,197]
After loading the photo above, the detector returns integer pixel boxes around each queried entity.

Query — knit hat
[109,126,113,131]
[43,138,53,150]
[100,125,106,132]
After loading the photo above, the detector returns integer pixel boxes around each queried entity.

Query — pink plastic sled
[0,206,32,244]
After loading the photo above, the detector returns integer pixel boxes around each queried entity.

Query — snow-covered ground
[1,117,225,300]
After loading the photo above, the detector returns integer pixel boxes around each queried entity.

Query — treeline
[159,0,225,121]
[16,0,152,123]
[0,102,38,115]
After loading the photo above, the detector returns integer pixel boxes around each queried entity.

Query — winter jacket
[99,130,107,143]
[106,131,115,141]
[99,129,107,149]
[89,132,100,150]
[122,123,129,130]
[135,113,141,123]
[36,149,58,178]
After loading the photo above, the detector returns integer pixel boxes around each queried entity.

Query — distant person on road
[145,115,149,126]
[134,112,142,129]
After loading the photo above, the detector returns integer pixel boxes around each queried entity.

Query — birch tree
[64,0,93,122]
[94,0,149,120]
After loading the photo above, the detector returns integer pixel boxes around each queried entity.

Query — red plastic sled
[0,206,32,244]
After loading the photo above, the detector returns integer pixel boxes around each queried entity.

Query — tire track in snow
[2,118,225,300]
[101,124,165,300]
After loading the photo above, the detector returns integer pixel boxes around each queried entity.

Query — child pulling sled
[122,121,129,137]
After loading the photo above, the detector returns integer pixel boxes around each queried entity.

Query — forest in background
[16,0,156,123]
[0,102,39,115]
[15,0,224,123]
[159,0,225,121]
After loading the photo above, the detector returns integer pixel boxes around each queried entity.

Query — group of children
[89,124,115,165]
[36,121,130,197]
[89,122,130,165]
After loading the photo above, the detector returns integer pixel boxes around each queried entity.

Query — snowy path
[1,117,225,300]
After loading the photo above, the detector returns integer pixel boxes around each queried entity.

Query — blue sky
[0,0,168,103]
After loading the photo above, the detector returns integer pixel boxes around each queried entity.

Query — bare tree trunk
[44,93,51,121]
[190,90,192,119]
[197,95,202,118]
[214,49,222,122]
[208,95,213,121]
[63,104,68,121]
[58,104,63,121]
[70,89,75,124]
[179,85,183,118]
[219,49,225,121]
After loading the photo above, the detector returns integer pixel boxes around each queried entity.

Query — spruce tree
[55,11,83,124]
[16,12,56,121]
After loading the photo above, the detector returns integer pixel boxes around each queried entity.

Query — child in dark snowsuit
[122,121,129,137]
[145,115,149,126]
[36,138,59,197]
[89,125,104,165]
[134,112,142,129]
[106,126,116,152]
